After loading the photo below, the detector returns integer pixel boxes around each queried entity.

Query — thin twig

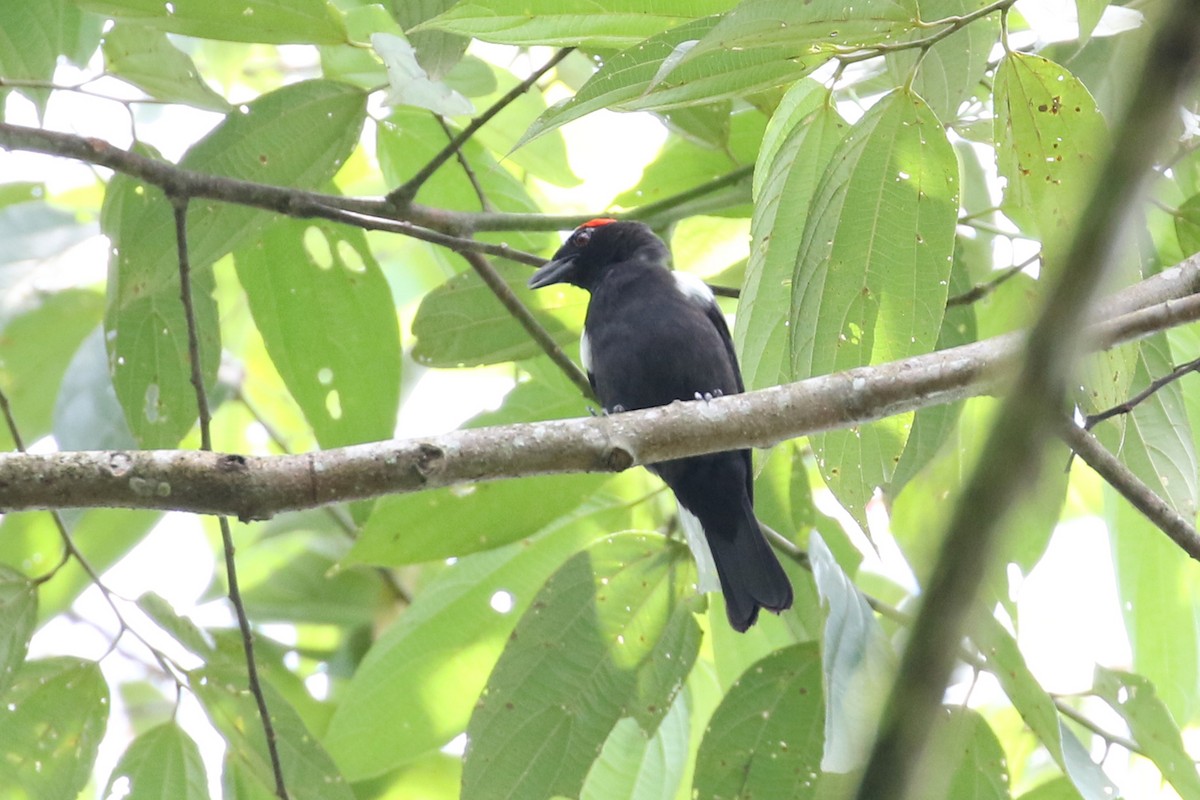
[387,48,574,206]
[1085,355,1200,429]
[1059,420,1200,561]
[836,0,1018,66]
[1052,699,1142,754]
[459,249,595,399]
[434,114,493,212]
[946,252,1039,307]
[170,197,290,800]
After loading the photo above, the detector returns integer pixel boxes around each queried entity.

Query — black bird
[528,219,793,632]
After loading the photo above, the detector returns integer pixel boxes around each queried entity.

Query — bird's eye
[572,228,593,247]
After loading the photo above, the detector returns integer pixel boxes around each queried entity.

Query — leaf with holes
[235,218,400,449]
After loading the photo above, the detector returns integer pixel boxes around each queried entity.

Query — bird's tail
[704,508,793,633]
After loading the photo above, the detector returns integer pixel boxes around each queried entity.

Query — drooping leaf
[102,23,231,111]
[0,0,89,113]
[136,592,215,659]
[193,664,353,800]
[373,32,474,116]
[103,722,209,800]
[461,534,701,800]
[791,89,958,525]
[1092,666,1200,799]
[692,643,825,800]
[76,0,347,44]
[234,217,401,449]
[0,658,110,800]
[974,612,1117,800]
[103,81,366,447]
[809,533,896,772]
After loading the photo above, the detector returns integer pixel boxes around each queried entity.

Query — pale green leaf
[737,82,849,390]
[373,32,474,116]
[0,0,87,114]
[1076,0,1108,44]
[692,643,824,800]
[54,327,137,451]
[0,658,110,800]
[885,0,997,123]
[104,722,209,800]
[580,665,691,800]
[791,90,958,524]
[102,23,230,111]
[928,707,1009,800]
[136,592,215,658]
[415,0,739,47]
[1092,667,1200,798]
[327,502,618,778]
[974,612,1117,799]
[234,218,400,449]
[76,0,347,44]
[0,565,35,698]
[994,53,1108,264]
[461,534,701,800]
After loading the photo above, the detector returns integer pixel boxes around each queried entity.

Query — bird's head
[528,219,669,291]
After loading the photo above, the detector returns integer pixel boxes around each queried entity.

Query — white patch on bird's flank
[672,271,715,307]
[677,502,721,594]
[580,328,592,373]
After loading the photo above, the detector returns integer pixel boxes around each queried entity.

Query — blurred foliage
[2,1,1200,799]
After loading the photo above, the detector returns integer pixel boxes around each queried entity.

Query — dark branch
[171,198,289,800]
[1085,354,1200,429]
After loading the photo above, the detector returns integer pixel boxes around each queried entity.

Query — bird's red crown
[580,218,617,229]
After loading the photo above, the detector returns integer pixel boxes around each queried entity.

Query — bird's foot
[693,389,724,402]
[600,404,626,415]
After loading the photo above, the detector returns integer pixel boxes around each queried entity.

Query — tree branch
[855,4,1200,799]
[3,264,1199,520]
[1059,420,1200,561]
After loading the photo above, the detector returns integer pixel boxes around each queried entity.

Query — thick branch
[2,265,1199,519]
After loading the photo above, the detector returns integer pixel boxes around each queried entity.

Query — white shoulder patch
[672,271,715,306]
[580,328,592,373]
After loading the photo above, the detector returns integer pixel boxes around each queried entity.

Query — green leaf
[1109,487,1200,723]
[928,707,1009,800]
[974,612,1116,800]
[327,502,616,778]
[104,80,365,447]
[136,592,215,658]
[472,69,581,188]
[104,722,209,800]
[581,689,690,800]
[1076,0,1108,44]
[1017,777,1086,800]
[54,328,137,451]
[414,0,739,47]
[993,53,1108,264]
[1174,192,1200,255]
[102,23,230,111]
[0,289,104,449]
[737,81,849,390]
[76,0,347,44]
[235,218,400,449]
[683,0,919,60]
[520,17,825,145]
[1092,667,1200,798]
[0,658,110,800]
[194,664,353,800]
[885,0,998,123]
[411,260,583,368]
[391,0,470,79]
[0,565,36,698]
[692,643,824,800]
[373,32,474,116]
[0,0,87,114]
[809,532,895,772]
[791,89,958,525]
[461,534,701,800]
[0,508,160,622]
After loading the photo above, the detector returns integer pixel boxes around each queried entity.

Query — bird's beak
[528,255,576,289]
